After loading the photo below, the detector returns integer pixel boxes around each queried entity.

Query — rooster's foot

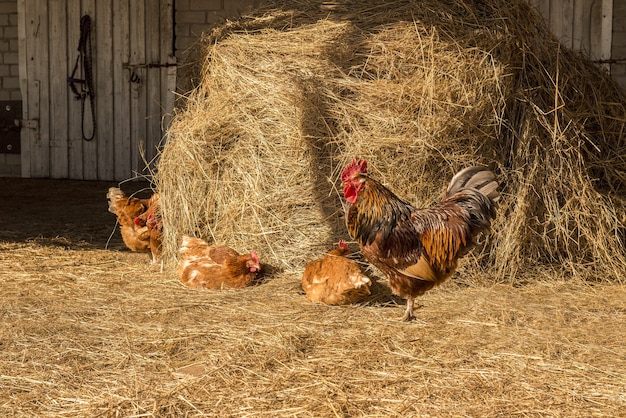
[401,311,416,321]
[401,297,416,321]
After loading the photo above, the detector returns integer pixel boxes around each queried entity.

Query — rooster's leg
[402,297,416,321]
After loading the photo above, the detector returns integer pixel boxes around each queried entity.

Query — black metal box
[0,101,22,154]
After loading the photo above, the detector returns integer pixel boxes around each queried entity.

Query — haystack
[156,0,626,281]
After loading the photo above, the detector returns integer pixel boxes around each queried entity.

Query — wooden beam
[600,0,613,71]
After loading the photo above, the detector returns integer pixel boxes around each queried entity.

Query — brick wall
[612,0,626,91]
[174,0,257,92]
[0,0,18,101]
[0,0,20,177]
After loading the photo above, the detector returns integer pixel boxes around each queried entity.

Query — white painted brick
[190,0,222,11]
[2,51,17,64]
[0,64,10,77]
[177,10,207,24]
[190,23,214,36]
[2,76,19,89]
[206,10,227,25]
[176,0,191,11]
[224,0,256,13]
[0,3,17,14]
[175,36,197,54]
[3,25,16,39]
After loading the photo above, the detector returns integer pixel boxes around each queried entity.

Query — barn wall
[529,0,626,91]
[17,0,176,181]
[1,0,624,179]
[0,0,20,176]
[528,0,612,56]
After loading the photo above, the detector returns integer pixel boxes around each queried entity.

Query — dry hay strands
[157,0,626,282]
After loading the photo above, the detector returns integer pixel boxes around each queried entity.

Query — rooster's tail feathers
[447,166,500,203]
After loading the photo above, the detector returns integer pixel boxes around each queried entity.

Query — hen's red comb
[338,240,349,251]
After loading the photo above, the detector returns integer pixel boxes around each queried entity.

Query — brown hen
[133,193,162,263]
[301,241,371,305]
[106,187,152,253]
[177,235,262,289]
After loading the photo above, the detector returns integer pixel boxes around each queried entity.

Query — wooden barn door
[528,0,613,65]
[17,0,176,181]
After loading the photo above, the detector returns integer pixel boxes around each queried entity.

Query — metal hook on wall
[129,70,141,84]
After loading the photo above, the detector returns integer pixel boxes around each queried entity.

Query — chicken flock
[107,159,499,321]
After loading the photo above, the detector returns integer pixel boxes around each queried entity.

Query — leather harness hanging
[67,15,95,141]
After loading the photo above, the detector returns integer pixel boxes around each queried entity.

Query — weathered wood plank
[589,0,610,62]
[130,0,147,178]
[17,0,31,177]
[562,0,575,49]
[599,0,613,69]
[96,0,115,180]
[49,0,69,178]
[160,0,176,151]
[113,0,132,180]
[67,0,84,179]
[145,0,162,178]
[572,0,586,51]
[31,1,50,178]
[550,0,564,45]
[81,0,98,180]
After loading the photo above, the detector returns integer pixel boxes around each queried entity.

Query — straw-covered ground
[1,178,625,416]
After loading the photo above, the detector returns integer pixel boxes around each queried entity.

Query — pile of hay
[156,0,626,281]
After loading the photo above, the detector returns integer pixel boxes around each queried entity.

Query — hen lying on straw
[302,241,371,305]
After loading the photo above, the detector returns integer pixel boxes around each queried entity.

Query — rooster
[341,159,499,321]
[107,187,152,254]
[133,193,162,263]
[301,241,371,305]
[177,235,262,289]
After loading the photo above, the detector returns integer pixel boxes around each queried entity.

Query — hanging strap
[67,15,95,141]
